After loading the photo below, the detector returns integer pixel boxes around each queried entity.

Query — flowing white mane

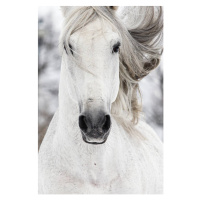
[59,6,163,125]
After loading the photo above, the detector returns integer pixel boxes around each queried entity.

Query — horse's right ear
[60,6,71,17]
[109,6,118,10]
[108,6,118,12]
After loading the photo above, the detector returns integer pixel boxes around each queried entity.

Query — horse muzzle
[78,111,111,144]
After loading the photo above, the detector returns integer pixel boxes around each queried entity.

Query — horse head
[60,7,121,144]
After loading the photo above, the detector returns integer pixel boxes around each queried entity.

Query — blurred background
[38,7,163,149]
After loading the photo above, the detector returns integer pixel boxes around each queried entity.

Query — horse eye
[69,43,73,55]
[64,43,73,55]
[112,42,121,53]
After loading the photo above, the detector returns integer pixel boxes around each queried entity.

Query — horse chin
[81,131,110,145]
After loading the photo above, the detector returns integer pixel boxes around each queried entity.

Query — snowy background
[38,7,163,149]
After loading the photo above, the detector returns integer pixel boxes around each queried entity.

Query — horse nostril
[102,115,111,133]
[79,115,88,133]
[79,113,111,135]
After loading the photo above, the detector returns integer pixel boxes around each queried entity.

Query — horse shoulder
[132,120,163,193]
[135,120,163,153]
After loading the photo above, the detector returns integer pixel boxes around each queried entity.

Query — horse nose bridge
[85,78,106,96]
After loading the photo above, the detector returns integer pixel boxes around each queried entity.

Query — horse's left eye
[64,43,73,55]
[69,43,73,55]
[112,42,121,53]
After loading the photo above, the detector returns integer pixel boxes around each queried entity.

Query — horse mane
[59,6,163,126]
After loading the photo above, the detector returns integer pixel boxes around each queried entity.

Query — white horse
[38,6,163,194]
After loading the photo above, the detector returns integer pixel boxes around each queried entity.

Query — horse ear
[60,6,71,17]
[108,6,118,11]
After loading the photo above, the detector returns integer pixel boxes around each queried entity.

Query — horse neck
[56,61,80,140]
